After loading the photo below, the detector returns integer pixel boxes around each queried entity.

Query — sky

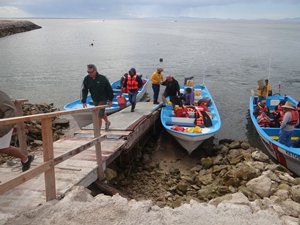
[0,0,300,19]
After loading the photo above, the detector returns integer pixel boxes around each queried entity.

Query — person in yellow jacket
[150,67,164,104]
[257,79,272,101]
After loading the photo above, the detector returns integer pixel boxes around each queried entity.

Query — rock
[262,170,281,183]
[295,178,300,185]
[220,145,229,154]
[190,165,202,172]
[212,155,223,165]
[281,216,300,225]
[240,142,250,150]
[246,175,272,198]
[209,192,250,206]
[212,165,228,174]
[195,173,214,186]
[201,157,213,169]
[251,151,269,162]
[172,197,182,208]
[248,161,266,171]
[228,141,241,149]
[278,183,291,191]
[278,173,296,185]
[176,182,188,194]
[32,140,43,146]
[279,199,300,218]
[290,185,300,203]
[53,118,69,127]
[227,149,244,165]
[105,168,118,181]
[142,154,151,164]
[273,189,289,201]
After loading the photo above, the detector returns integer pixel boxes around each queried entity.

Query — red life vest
[127,75,139,91]
[195,108,205,127]
[257,113,270,127]
[275,105,284,122]
[257,103,268,116]
[287,110,299,126]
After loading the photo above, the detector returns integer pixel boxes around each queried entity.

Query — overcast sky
[0,0,300,19]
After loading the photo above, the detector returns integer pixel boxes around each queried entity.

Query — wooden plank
[53,136,106,165]
[41,117,56,201]
[0,161,52,194]
[14,100,28,155]
[92,110,104,180]
[0,105,108,126]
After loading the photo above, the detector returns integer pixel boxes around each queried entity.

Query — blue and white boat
[161,84,221,154]
[64,78,149,128]
[249,95,300,176]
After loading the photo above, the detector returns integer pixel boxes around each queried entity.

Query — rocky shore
[0,20,41,38]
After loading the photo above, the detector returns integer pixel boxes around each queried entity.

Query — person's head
[282,101,294,111]
[87,64,97,77]
[185,87,192,94]
[260,100,266,106]
[129,68,136,76]
[157,67,163,74]
[166,75,173,81]
[265,79,269,85]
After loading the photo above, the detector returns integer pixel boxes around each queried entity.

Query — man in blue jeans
[279,102,299,147]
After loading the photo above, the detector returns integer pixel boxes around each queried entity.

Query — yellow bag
[187,80,194,87]
[194,90,201,97]
[193,126,202,133]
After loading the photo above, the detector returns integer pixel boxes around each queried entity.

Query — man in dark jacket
[81,64,114,130]
[0,90,34,172]
[161,75,180,106]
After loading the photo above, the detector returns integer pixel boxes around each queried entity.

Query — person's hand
[108,101,112,107]
[83,103,87,108]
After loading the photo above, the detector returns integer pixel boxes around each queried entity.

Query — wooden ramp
[0,102,159,216]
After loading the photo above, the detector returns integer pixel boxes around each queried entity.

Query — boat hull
[249,95,300,176]
[161,84,221,154]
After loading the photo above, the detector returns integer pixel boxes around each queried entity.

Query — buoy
[159,58,163,62]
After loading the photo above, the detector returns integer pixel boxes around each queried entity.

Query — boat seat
[270,136,299,141]
[166,117,195,127]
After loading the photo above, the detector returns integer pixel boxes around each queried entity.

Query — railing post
[41,117,56,201]
[14,100,28,156]
[92,109,104,180]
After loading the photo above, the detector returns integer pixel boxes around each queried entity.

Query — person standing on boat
[279,102,299,147]
[0,90,34,172]
[161,75,180,106]
[81,64,113,130]
[123,68,143,112]
[150,68,164,104]
[257,79,272,101]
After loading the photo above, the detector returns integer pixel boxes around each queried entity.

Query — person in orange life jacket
[161,75,180,106]
[123,68,142,112]
[183,87,194,105]
[273,100,286,127]
[120,73,128,93]
[257,112,270,127]
[254,100,270,117]
[279,102,299,147]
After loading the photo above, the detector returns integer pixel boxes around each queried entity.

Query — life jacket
[287,110,299,126]
[275,105,284,123]
[127,75,139,91]
[195,108,205,127]
[257,103,268,116]
[257,113,270,127]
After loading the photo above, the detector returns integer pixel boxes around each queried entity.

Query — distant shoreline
[0,20,41,38]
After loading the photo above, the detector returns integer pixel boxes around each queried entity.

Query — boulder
[290,185,300,203]
[240,142,250,150]
[201,157,213,169]
[273,189,290,201]
[277,172,296,185]
[195,173,214,186]
[209,192,250,206]
[251,151,269,162]
[176,182,188,194]
[246,175,272,198]
[228,141,241,149]
[227,149,244,165]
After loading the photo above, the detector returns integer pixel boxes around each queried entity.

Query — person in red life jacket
[296,101,300,128]
[274,100,286,127]
[120,73,128,93]
[161,75,180,106]
[279,102,299,147]
[254,100,270,117]
[123,68,143,112]
[257,112,271,127]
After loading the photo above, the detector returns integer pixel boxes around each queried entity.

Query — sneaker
[105,121,111,131]
[22,155,34,172]
[153,101,160,105]
[131,108,134,112]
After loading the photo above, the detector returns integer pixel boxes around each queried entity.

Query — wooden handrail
[0,104,108,201]
[0,105,108,126]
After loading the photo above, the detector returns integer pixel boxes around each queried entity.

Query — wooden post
[41,117,56,201]
[92,110,104,180]
[14,100,28,156]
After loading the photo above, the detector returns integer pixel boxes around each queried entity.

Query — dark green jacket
[0,90,16,137]
[81,73,114,104]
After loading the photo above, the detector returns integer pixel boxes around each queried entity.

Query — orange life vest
[127,75,139,91]
[195,108,205,127]
[287,110,299,126]
[257,114,270,127]
[257,103,268,116]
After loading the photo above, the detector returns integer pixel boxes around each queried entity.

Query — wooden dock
[0,102,160,215]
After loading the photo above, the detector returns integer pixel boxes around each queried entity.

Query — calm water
[1,19,300,142]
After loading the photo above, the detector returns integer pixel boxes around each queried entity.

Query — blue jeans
[128,90,137,109]
[152,84,160,103]
[279,130,293,147]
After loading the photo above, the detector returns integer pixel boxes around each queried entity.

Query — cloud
[0,6,31,18]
